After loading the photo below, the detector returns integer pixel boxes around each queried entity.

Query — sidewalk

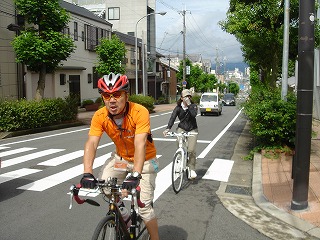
[254,119,320,237]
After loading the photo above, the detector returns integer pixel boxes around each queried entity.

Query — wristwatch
[132,171,142,179]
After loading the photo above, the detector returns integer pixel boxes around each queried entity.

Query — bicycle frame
[69,178,148,240]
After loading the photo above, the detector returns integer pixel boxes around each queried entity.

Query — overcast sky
[155,0,244,64]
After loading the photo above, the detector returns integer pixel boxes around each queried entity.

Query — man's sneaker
[189,170,197,179]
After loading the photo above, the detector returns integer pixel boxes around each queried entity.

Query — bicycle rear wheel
[92,215,125,240]
[171,151,184,193]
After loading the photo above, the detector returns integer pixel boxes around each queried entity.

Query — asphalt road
[0,106,270,240]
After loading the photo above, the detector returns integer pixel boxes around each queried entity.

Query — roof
[60,1,112,26]
[113,31,141,47]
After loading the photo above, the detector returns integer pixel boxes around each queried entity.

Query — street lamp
[135,11,166,95]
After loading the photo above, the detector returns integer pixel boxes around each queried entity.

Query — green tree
[12,0,75,100]
[228,82,240,95]
[95,34,126,75]
[220,0,302,87]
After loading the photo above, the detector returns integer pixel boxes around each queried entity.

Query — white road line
[198,108,243,158]
[0,168,42,184]
[2,149,65,168]
[203,158,234,182]
[0,128,89,147]
[38,142,113,166]
[153,138,211,143]
[154,162,172,202]
[17,153,111,191]
[150,112,171,118]
[0,146,10,150]
[38,150,84,166]
[0,147,36,157]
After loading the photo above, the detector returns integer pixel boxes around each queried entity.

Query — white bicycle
[165,131,197,193]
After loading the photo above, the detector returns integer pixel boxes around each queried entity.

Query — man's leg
[145,218,159,240]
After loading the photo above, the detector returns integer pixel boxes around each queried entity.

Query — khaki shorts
[98,152,159,222]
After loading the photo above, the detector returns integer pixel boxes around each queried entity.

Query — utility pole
[180,8,190,89]
[281,0,290,100]
[291,0,315,210]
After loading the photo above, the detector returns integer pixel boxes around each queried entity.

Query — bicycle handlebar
[165,131,198,137]
[69,180,145,209]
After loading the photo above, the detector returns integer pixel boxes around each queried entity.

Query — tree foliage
[176,59,218,92]
[95,35,126,75]
[219,0,303,87]
[12,0,75,100]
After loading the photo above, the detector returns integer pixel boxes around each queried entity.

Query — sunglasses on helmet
[101,91,125,101]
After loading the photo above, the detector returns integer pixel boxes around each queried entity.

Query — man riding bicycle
[80,73,159,240]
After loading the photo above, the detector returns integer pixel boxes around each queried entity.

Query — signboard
[182,80,187,87]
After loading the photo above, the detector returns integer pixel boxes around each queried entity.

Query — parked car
[199,92,222,116]
[222,93,236,106]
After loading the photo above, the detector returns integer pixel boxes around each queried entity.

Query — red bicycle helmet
[98,73,129,93]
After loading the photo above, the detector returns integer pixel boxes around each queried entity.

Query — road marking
[0,146,10,150]
[0,147,36,157]
[2,149,65,168]
[198,108,242,158]
[203,158,234,182]
[154,162,172,202]
[17,153,111,191]
[153,138,211,143]
[38,150,84,166]
[0,168,42,184]
[0,128,89,147]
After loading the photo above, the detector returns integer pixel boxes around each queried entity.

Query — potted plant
[82,99,100,111]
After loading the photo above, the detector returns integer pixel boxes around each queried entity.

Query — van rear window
[201,95,217,102]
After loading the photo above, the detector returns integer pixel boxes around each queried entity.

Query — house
[23,1,112,103]
[0,0,23,100]
[65,0,162,96]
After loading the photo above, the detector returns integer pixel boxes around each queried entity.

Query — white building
[66,0,160,95]
[0,0,22,100]
[24,1,112,103]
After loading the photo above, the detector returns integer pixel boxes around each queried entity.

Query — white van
[199,92,222,116]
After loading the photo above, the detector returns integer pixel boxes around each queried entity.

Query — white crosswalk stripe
[0,168,42,184]
[38,150,84,166]
[17,153,111,191]
[2,149,65,168]
[0,147,36,157]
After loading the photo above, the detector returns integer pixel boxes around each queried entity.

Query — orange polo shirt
[89,102,156,162]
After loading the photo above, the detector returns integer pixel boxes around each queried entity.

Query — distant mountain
[212,62,248,74]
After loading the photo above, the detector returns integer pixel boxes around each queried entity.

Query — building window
[88,73,92,83]
[81,31,84,41]
[60,74,66,85]
[85,25,107,51]
[74,22,78,41]
[108,7,120,20]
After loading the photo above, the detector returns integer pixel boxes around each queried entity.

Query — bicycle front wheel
[171,150,184,193]
[92,215,124,240]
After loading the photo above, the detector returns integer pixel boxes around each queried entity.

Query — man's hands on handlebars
[122,172,141,191]
[80,173,97,189]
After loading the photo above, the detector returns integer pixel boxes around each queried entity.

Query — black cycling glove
[80,173,97,189]
[122,172,141,190]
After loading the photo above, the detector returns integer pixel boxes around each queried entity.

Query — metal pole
[142,31,146,96]
[182,10,186,89]
[281,0,290,100]
[291,0,315,210]
[135,12,166,95]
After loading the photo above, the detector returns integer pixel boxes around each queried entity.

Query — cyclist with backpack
[80,73,159,240]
